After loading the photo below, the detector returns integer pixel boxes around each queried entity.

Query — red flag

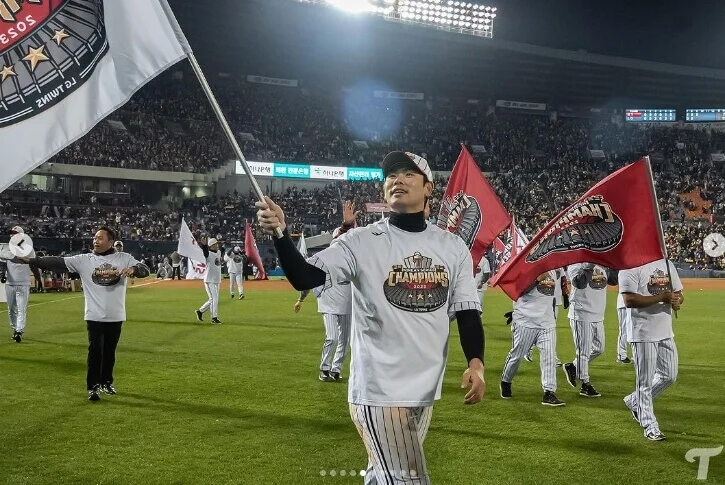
[245,223,267,280]
[436,146,512,268]
[490,158,665,300]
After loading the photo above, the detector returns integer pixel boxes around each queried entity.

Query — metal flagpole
[159,1,283,237]
[644,156,677,318]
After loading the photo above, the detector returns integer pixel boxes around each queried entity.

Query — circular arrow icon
[703,233,725,258]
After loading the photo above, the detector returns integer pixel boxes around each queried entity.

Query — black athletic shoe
[580,382,601,397]
[329,372,342,382]
[616,357,632,364]
[195,310,203,322]
[230,294,235,300]
[101,383,117,395]
[88,385,101,402]
[624,399,640,424]
[319,370,332,382]
[211,318,222,325]
[542,391,565,407]
[645,429,666,441]
[12,331,21,343]
[563,363,577,388]
[239,294,245,300]
[500,381,513,399]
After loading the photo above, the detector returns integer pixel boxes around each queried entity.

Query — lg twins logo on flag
[526,196,624,262]
[0,0,108,127]
[436,191,482,250]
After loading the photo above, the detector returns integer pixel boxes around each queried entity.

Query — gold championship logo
[383,252,449,313]
[526,196,623,262]
[91,263,121,287]
[436,191,482,250]
[647,269,670,295]
[590,267,608,289]
[0,0,108,127]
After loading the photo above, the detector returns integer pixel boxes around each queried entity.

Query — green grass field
[0,280,723,485]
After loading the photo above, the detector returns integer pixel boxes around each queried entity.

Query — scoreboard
[686,109,725,122]
[625,109,677,122]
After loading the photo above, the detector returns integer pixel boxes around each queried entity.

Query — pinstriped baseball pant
[502,324,557,392]
[569,319,605,383]
[624,339,678,433]
[616,308,631,360]
[349,404,433,484]
[320,314,351,374]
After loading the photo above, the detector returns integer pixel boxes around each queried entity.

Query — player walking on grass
[257,151,485,484]
[224,246,245,300]
[500,271,565,407]
[0,226,35,343]
[615,291,632,364]
[195,236,222,324]
[619,259,683,441]
[22,227,150,401]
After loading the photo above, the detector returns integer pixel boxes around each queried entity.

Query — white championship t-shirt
[513,271,557,329]
[204,249,222,284]
[64,252,141,322]
[619,259,683,343]
[224,251,245,275]
[567,263,608,322]
[308,219,481,407]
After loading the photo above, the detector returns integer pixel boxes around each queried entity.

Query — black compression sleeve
[201,244,209,258]
[273,230,326,290]
[28,257,68,273]
[456,309,485,365]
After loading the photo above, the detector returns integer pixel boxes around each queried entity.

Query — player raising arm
[257,151,484,484]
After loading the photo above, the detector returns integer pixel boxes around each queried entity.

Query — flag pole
[159,1,282,237]
[644,156,677,317]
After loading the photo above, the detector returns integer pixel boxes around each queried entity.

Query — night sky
[494,0,725,69]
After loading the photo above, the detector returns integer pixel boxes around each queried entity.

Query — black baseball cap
[381,151,433,182]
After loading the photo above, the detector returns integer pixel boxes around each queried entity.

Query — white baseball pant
[199,283,220,318]
[624,339,678,433]
[502,324,557,392]
[349,404,433,485]
[616,308,630,360]
[229,272,244,296]
[320,314,351,374]
[6,285,30,333]
[570,319,604,383]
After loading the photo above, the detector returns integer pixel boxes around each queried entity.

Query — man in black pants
[23,227,150,401]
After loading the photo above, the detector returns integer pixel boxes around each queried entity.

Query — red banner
[436,146,511,268]
[490,158,664,300]
[245,223,267,280]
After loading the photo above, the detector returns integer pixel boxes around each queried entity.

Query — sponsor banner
[496,99,547,111]
[373,90,424,100]
[347,167,384,181]
[274,163,310,178]
[310,165,347,180]
[246,75,298,87]
[235,161,273,177]
[711,153,725,162]
[365,202,391,214]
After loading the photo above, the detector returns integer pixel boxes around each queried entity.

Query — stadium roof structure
[169,0,725,108]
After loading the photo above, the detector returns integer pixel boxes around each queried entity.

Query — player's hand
[461,358,485,405]
[199,235,208,245]
[119,267,135,278]
[294,301,303,313]
[536,272,549,282]
[342,200,361,226]
[256,197,287,235]
[659,291,677,305]
[477,282,483,289]
[670,292,684,310]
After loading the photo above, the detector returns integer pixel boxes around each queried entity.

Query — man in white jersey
[195,236,222,324]
[296,227,352,382]
[620,259,683,441]
[474,255,491,309]
[524,268,566,366]
[224,246,245,300]
[23,227,150,401]
[113,241,135,285]
[500,271,565,406]
[615,290,632,364]
[257,151,485,484]
[562,263,617,397]
[0,226,35,342]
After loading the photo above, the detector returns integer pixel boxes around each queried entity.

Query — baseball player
[296,228,352,382]
[524,268,566,366]
[615,291,632,363]
[224,246,245,300]
[195,236,222,324]
[0,226,35,342]
[500,270,564,406]
[562,263,617,397]
[474,255,491,308]
[256,151,485,484]
[113,241,135,285]
[620,259,683,441]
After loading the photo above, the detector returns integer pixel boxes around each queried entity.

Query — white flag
[0,0,190,191]
[186,258,207,280]
[297,233,308,258]
[177,217,205,262]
